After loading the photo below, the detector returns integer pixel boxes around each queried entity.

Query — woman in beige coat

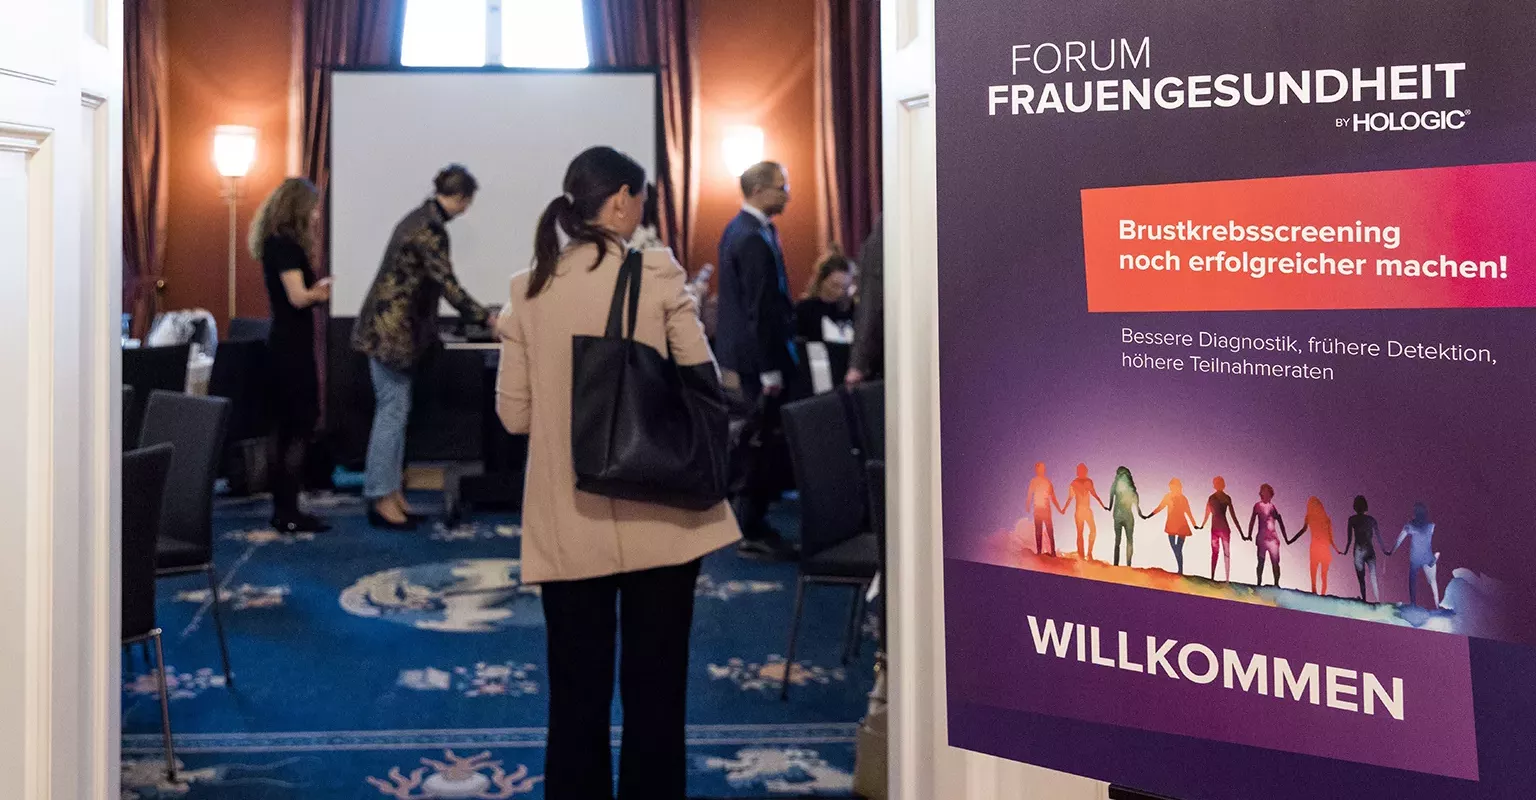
[495,146,739,800]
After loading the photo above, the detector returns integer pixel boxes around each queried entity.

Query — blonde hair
[248,178,319,260]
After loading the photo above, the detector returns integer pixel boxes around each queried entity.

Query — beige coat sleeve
[495,278,531,434]
[648,249,718,372]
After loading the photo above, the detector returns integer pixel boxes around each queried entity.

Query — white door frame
[0,0,122,796]
[880,1,1107,796]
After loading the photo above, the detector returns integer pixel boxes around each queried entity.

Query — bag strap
[604,249,645,339]
[625,250,643,340]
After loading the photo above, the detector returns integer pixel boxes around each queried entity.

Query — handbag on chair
[571,250,731,511]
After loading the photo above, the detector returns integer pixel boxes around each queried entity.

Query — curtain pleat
[814,0,882,252]
[124,0,170,336]
[585,0,701,268]
[300,0,405,423]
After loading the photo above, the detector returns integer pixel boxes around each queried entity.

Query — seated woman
[795,252,856,344]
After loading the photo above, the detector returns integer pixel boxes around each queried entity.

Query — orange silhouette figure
[1064,463,1104,560]
[1294,496,1336,595]
[1024,462,1060,556]
[1197,476,1244,582]
[1143,478,1200,575]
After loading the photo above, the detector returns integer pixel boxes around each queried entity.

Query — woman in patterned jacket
[352,164,497,529]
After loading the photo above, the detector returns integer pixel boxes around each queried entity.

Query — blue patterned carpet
[121,490,875,799]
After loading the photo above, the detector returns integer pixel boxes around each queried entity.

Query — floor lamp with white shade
[213,125,257,322]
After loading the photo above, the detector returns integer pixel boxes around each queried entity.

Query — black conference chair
[780,391,880,700]
[207,338,271,495]
[227,317,271,342]
[866,459,888,656]
[849,380,884,462]
[123,343,189,446]
[122,443,178,782]
[208,338,270,442]
[139,390,234,685]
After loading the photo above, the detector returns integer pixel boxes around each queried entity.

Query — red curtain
[302,0,404,236]
[124,0,170,336]
[814,0,882,253]
[585,0,701,267]
[301,0,404,422]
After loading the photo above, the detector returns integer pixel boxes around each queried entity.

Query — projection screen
[329,70,658,315]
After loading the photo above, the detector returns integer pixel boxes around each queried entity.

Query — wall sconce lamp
[213,125,257,321]
[722,125,765,178]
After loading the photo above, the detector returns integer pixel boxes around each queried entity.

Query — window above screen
[503,1,590,68]
[401,0,591,69]
[401,0,487,67]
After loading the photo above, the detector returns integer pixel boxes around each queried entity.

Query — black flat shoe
[271,513,331,534]
[367,506,418,531]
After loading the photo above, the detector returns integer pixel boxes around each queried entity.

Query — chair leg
[780,576,808,702]
[841,586,866,665]
[854,586,872,660]
[151,631,179,784]
[204,567,234,687]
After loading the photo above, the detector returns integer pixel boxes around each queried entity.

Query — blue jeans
[364,359,412,500]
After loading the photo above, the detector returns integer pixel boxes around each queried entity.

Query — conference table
[439,339,527,523]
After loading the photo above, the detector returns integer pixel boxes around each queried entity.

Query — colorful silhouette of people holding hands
[1293,496,1336,595]
[1395,502,1441,608]
[1065,463,1105,560]
[1106,466,1143,566]
[1247,483,1289,586]
[1143,478,1200,575]
[1198,476,1243,582]
[1341,495,1388,602]
[1024,462,1060,556]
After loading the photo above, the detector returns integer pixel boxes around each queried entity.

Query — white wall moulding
[0,0,122,795]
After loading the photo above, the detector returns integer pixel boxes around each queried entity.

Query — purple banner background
[946,560,1478,779]
[936,0,1536,796]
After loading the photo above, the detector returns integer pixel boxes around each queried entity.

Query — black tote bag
[571,250,731,511]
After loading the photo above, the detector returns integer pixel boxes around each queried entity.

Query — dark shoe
[737,530,800,562]
[367,505,418,531]
[271,513,331,534]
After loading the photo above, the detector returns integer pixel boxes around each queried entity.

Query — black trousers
[268,418,309,519]
[267,339,317,520]
[728,385,790,541]
[541,558,702,800]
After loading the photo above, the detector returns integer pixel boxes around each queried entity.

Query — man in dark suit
[717,161,798,559]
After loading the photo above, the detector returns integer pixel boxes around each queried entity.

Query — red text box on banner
[1081,162,1536,313]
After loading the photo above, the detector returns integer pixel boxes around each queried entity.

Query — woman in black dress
[795,252,855,343]
[249,178,332,533]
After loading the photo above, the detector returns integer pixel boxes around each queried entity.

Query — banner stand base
[1110,787,1182,800]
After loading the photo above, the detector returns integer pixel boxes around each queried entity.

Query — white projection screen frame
[329,69,659,316]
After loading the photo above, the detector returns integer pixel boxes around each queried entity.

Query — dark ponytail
[528,146,647,298]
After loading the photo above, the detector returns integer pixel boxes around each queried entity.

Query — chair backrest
[850,380,884,461]
[227,317,271,342]
[207,338,271,443]
[122,443,174,639]
[865,458,887,648]
[122,343,189,447]
[138,391,231,559]
[782,391,867,559]
[866,459,886,546]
